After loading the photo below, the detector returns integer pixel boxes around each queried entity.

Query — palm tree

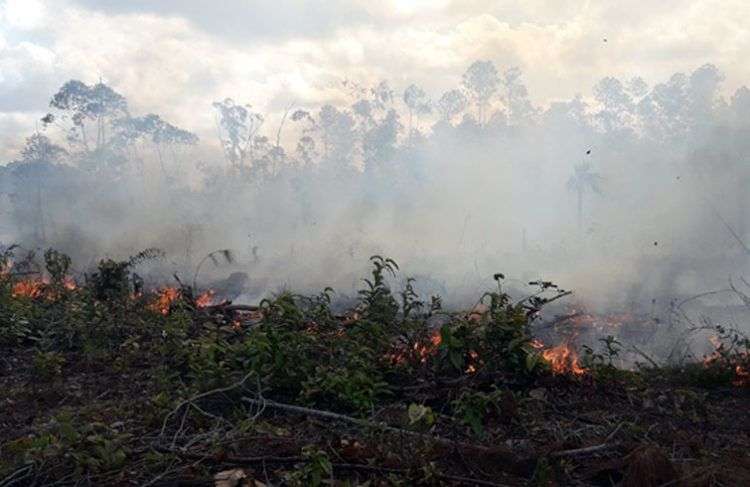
[567,162,603,229]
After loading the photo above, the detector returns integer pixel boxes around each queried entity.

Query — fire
[466,350,479,374]
[151,287,181,315]
[703,336,750,387]
[12,279,45,299]
[9,274,77,300]
[542,342,586,376]
[195,290,215,308]
[415,329,443,362]
[735,365,749,387]
[388,329,442,365]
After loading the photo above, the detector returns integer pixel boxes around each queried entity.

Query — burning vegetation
[1,248,749,486]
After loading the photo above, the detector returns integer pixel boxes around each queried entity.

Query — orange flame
[415,330,443,362]
[466,350,479,374]
[735,365,749,387]
[388,330,442,365]
[704,336,750,387]
[542,342,586,376]
[195,290,215,308]
[12,279,45,299]
[151,287,181,315]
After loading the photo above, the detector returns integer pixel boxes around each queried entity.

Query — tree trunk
[35,175,46,245]
[577,188,583,230]
[738,175,747,244]
[155,144,166,178]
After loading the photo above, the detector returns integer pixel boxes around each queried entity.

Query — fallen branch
[160,371,255,437]
[153,445,513,486]
[549,442,617,458]
[631,345,660,368]
[240,397,525,464]
[550,423,622,458]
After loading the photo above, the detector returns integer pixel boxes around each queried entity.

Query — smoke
[1,63,749,334]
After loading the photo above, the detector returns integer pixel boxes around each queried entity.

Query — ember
[412,330,442,363]
[736,365,750,387]
[389,330,442,365]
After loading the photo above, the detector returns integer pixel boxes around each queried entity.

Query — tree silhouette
[593,77,635,133]
[212,98,264,169]
[114,114,198,178]
[437,89,467,124]
[501,67,535,125]
[402,84,431,137]
[567,162,603,230]
[46,80,128,154]
[462,60,500,125]
[7,134,70,244]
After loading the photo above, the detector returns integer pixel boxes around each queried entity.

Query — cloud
[1,0,749,159]
[0,0,47,30]
[0,39,58,112]
[0,112,37,160]
[68,0,377,43]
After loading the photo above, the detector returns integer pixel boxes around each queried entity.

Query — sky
[1,0,749,160]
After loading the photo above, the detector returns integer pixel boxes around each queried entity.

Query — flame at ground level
[12,279,45,299]
[542,342,586,376]
[151,287,181,315]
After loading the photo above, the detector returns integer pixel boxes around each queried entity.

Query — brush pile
[1,250,749,486]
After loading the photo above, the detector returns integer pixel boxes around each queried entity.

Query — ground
[1,254,749,486]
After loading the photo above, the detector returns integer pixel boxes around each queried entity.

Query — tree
[362,108,401,171]
[6,134,70,244]
[687,63,725,127]
[402,84,431,136]
[437,89,467,124]
[113,114,198,177]
[317,104,357,173]
[501,67,535,125]
[567,162,603,230]
[212,98,264,168]
[20,133,68,164]
[628,77,648,99]
[462,60,500,125]
[46,80,129,154]
[593,77,635,133]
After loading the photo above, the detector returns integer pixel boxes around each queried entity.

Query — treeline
[0,60,748,269]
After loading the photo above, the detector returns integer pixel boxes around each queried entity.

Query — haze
[2,0,750,318]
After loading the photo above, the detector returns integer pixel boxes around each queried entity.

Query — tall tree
[567,162,603,230]
[114,114,198,177]
[402,84,431,136]
[46,80,128,154]
[7,134,69,244]
[436,89,467,124]
[212,98,264,169]
[501,67,535,125]
[593,77,635,133]
[462,60,500,125]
